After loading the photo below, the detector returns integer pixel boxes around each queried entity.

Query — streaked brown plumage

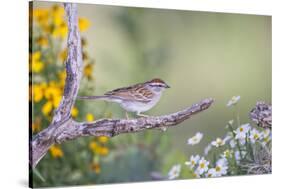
[77,78,170,117]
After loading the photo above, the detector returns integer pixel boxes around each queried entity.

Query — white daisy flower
[196,157,209,175]
[227,96,241,107]
[192,169,201,178]
[262,128,271,138]
[217,157,228,166]
[261,129,272,146]
[204,143,212,155]
[206,168,216,178]
[235,123,251,140]
[213,158,228,176]
[206,158,228,177]
[262,136,272,146]
[187,132,204,145]
[211,137,225,147]
[185,155,200,169]
[168,164,181,180]
[249,128,263,143]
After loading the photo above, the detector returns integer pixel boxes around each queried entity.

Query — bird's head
[145,78,170,93]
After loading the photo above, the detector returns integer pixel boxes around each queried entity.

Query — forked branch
[30,3,214,169]
[31,3,83,169]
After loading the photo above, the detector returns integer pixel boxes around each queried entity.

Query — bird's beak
[165,84,170,88]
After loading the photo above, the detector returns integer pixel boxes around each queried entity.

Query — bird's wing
[104,84,152,103]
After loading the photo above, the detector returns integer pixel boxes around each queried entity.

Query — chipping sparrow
[77,78,170,118]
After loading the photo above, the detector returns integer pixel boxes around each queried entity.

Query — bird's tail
[76,95,109,100]
[77,95,123,103]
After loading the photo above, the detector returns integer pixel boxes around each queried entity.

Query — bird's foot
[125,112,130,120]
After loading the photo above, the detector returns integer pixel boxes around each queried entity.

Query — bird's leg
[136,112,149,117]
[125,112,129,119]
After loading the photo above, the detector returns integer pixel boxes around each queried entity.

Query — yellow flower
[52,22,68,39]
[39,82,63,110]
[53,95,62,108]
[98,146,109,156]
[90,162,101,174]
[42,101,53,116]
[32,51,40,59]
[89,140,109,155]
[33,8,49,19]
[59,48,68,62]
[71,106,79,117]
[31,51,44,73]
[49,145,64,158]
[83,63,94,79]
[33,8,49,26]
[51,5,64,26]
[89,141,98,151]
[86,113,95,122]
[32,84,45,102]
[79,18,91,32]
[98,136,109,143]
[44,83,61,100]
[58,70,66,86]
[36,36,48,47]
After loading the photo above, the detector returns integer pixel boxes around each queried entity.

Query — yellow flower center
[224,150,230,157]
[254,134,259,139]
[200,163,205,168]
[215,166,221,172]
[192,137,198,142]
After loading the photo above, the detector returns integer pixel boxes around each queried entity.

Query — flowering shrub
[31,4,94,134]
[184,96,272,178]
[168,96,271,180]
[30,4,111,185]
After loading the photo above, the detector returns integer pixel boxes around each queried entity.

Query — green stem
[227,123,243,161]
[234,105,240,127]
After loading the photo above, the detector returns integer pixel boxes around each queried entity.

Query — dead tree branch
[30,3,214,169]
[31,3,83,168]
[53,98,214,143]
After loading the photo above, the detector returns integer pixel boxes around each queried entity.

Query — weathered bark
[31,3,83,168]
[30,3,214,169]
[54,98,214,143]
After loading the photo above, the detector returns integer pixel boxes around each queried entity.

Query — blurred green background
[32,1,271,187]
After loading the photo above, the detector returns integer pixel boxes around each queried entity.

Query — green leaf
[33,168,46,182]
